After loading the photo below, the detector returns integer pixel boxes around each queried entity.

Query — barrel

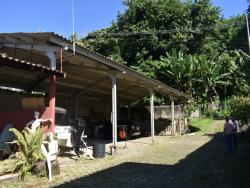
[93,143,105,158]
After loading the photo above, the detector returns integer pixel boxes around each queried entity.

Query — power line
[87,21,245,37]
[57,20,245,39]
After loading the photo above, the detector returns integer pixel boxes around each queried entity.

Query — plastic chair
[78,130,94,160]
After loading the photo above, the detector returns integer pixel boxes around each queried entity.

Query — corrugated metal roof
[48,32,190,100]
[0,53,66,77]
[0,32,190,100]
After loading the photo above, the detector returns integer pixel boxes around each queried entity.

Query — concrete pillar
[150,89,155,144]
[165,105,168,134]
[49,75,56,133]
[47,51,56,133]
[109,71,117,147]
[171,96,175,135]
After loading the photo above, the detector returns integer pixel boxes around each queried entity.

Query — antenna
[246,13,250,54]
[72,0,76,55]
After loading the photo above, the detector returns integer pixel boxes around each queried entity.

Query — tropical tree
[186,0,222,54]
[79,0,249,105]
[81,0,222,64]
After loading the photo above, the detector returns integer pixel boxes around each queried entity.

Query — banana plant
[161,49,198,95]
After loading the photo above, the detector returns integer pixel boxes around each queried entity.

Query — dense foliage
[10,127,44,179]
[79,0,250,106]
[226,96,250,125]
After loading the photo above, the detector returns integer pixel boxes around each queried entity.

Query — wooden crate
[21,97,45,110]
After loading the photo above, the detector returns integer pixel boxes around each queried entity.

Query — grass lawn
[190,118,215,133]
[0,158,14,175]
[1,120,250,187]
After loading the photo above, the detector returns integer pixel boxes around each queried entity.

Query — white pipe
[46,51,56,70]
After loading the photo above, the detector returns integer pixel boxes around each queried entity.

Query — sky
[1,0,248,38]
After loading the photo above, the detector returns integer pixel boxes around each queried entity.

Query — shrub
[202,105,217,119]
[10,127,45,179]
[201,102,230,119]
[185,99,198,117]
[227,96,250,126]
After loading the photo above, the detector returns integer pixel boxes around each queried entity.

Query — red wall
[0,107,51,133]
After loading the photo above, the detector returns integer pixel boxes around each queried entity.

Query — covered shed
[0,32,189,146]
[0,53,65,132]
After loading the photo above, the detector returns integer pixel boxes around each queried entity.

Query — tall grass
[190,118,214,133]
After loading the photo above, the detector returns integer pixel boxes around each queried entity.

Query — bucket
[0,150,3,160]
[93,143,105,158]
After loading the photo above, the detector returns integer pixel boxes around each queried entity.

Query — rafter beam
[74,79,109,96]
[57,91,102,101]
[67,74,97,84]
[12,33,41,44]
[64,61,108,74]
[56,81,87,90]
[28,74,49,91]
[0,69,85,91]
[0,68,36,80]
[3,34,22,44]
[118,85,147,97]
[117,77,149,89]
[2,43,58,52]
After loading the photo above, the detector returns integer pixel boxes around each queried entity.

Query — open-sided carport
[0,32,189,147]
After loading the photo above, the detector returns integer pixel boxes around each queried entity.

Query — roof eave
[47,33,190,100]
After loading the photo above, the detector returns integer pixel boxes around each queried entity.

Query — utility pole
[245,13,250,54]
[72,0,76,55]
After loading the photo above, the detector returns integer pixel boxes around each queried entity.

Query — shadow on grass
[127,140,152,145]
[54,131,250,188]
[188,125,201,132]
[203,133,216,138]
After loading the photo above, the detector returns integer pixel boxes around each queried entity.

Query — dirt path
[2,120,250,188]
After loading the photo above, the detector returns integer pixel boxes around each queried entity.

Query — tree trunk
[32,160,60,177]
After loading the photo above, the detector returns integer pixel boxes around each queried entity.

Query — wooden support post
[105,102,110,118]
[171,96,175,135]
[165,105,168,134]
[183,103,187,132]
[179,110,182,135]
[128,105,131,122]
[150,89,155,144]
[49,75,56,133]
[74,94,80,118]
